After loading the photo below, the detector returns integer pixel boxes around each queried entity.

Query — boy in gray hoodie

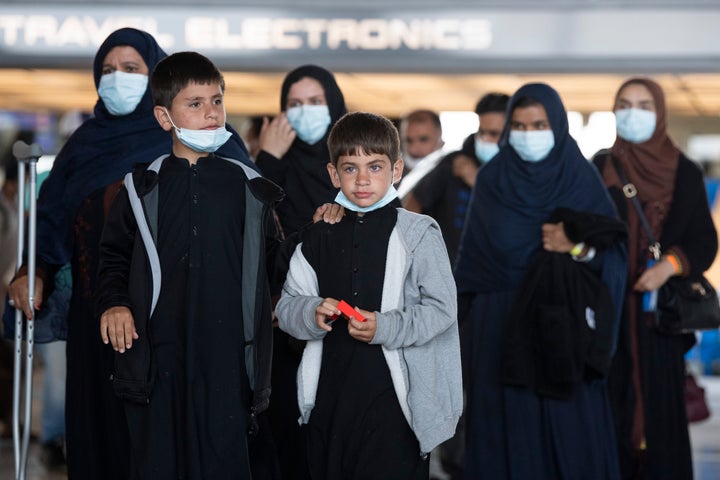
[276,111,462,480]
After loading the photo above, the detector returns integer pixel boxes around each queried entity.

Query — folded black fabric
[502,208,625,400]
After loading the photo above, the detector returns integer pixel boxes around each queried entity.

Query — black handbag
[611,156,720,335]
[657,275,720,334]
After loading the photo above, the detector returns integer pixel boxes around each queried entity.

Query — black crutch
[11,140,41,480]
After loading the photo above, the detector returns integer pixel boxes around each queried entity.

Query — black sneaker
[41,438,66,471]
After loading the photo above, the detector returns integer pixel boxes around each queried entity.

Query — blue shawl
[455,83,625,309]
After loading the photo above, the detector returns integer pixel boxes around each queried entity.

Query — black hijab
[271,64,348,235]
[36,27,251,267]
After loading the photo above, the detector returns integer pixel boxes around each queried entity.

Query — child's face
[327,151,404,209]
[154,81,226,162]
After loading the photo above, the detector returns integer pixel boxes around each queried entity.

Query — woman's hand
[7,274,44,320]
[541,222,574,253]
[313,203,345,224]
[634,259,675,292]
[258,114,296,159]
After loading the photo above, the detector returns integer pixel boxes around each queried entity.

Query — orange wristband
[665,254,682,275]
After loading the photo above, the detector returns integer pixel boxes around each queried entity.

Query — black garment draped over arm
[502,209,628,399]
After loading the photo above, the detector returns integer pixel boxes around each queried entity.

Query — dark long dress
[595,153,718,480]
[34,28,254,480]
[301,207,427,480]
[116,155,253,479]
[67,181,130,478]
[66,135,254,480]
[455,83,626,479]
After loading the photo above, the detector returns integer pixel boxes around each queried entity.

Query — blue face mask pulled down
[615,108,656,144]
[334,185,399,213]
[509,130,555,163]
[164,109,232,153]
[474,138,500,162]
[286,105,331,145]
[98,71,148,116]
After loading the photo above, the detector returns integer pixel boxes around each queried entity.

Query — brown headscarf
[608,78,683,450]
[609,77,681,203]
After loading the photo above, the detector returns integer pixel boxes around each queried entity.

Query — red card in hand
[337,300,366,322]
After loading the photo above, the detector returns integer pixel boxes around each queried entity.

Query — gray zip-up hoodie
[276,208,463,454]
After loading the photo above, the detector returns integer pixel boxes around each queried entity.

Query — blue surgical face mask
[286,105,331,145]
[164,109,232,153]
[334,184,399,213]
[615,108,656,144]
[509,130,555,163]
[98,71,148,116]
[474,138,500,162]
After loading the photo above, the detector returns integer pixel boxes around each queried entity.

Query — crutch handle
[12,141,43,162]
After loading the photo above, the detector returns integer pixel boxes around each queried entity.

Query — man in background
[397,109,446,198]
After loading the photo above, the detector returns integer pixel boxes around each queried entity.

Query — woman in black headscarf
[256,64,347,237]
[7,27,252,479]
[255,65,347,480]
[455,83,627,479]
[594,77,717,480]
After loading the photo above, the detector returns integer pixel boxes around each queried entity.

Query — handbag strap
[609,155,661,260]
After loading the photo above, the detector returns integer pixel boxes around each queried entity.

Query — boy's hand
[315,298,341,332]
[100,306,139,353]
[348,307,376,343]
[313,203,345,224]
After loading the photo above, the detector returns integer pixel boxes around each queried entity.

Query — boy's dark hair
[328,112,400,166]
[151,51,225,108]
[475,93,510,115]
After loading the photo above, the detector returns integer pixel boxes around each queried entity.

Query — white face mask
[164,109,232,153]
[474,139,500,162]
[615,108,656,144]
[286,105,331,145]
[509,130,555,163]
[334,185,399,213]
[98,71,148,116]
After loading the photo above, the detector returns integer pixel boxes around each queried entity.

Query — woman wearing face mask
[593,77,717,480]
[256,64,348,237]
[254,64,347,480]
[6,28,253,480]
[455,83,627,479]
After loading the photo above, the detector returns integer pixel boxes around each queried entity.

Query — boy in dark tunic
[276,112,463,480]
[95,52,282,479]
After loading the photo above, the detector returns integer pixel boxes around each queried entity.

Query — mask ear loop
[163,108,180,133]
